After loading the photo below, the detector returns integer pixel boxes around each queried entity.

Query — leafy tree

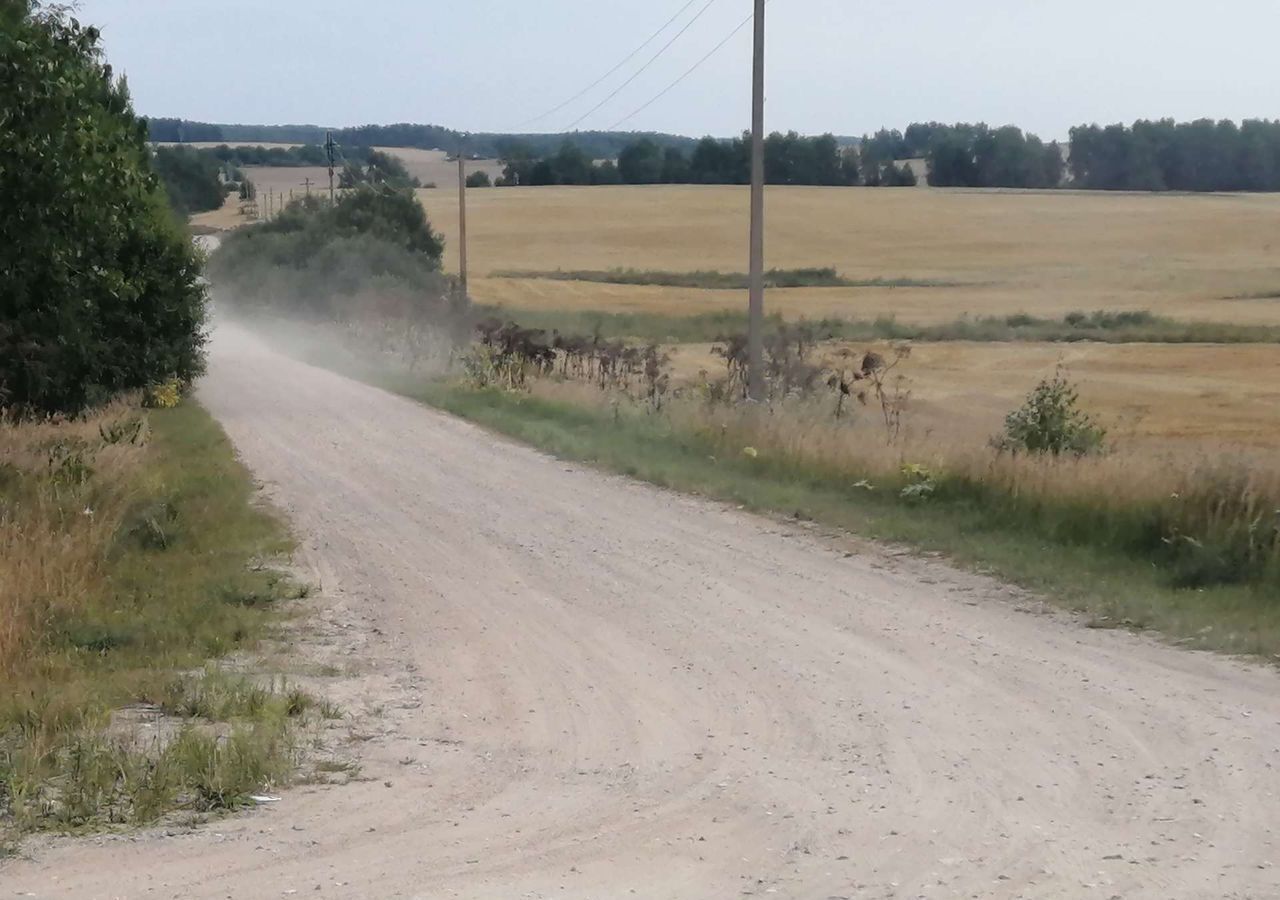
[1,2,206,414]
[1069,118,1280,192]
[465,171,492,188]
[152,145,225,215]
[618,139,664,184]
[927,133,980,187]
[336,150,419,190]
[208,187,452,324]
[660,147,691,184]
[326,187,444,258]
[528,159,557,186]
[861,128,908,164]
[590,160,623,185]
[553,140,593,185]
[880,161,918,187]
[839,147,862,186]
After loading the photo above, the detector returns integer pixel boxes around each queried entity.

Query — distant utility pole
[746,0,766,401]
[302,176,314,197]
[457,135,469,295]
[325,130,338,204]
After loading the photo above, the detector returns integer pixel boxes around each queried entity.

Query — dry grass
[1,401,312,843]
[667,341,1280,450]
[417,185,1280,326]
[0,402,150,671]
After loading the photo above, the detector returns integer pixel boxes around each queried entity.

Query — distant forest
[145,117,1280,193]
[143,118,695,160]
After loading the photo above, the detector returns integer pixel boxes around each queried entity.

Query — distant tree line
[491,133,916,188]
[853,123,1063,189]
[1069,119,1280,191]
[146,117,1280,194]
[204,144,333,167]
[144,119,695,160]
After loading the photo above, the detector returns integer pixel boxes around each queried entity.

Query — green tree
[618,139,664,184]
[465,171,492,188]
[590,160,623,185]
[152,145,225,215]
[660,147,690,183]
[1,2,206,414]
[553,140,593,185]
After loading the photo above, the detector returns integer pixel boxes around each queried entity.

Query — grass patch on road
[393,380,1280,661]
[492,267,963,290]
[477,306,1280,346]
[1,400,318,848]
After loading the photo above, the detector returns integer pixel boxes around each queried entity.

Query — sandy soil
[9,327,1280,899]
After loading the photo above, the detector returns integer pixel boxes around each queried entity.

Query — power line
[609,8,757,130]
[563,0,721,131]
[518,0,703,127]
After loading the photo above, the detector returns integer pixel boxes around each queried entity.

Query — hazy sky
[76,0,1278,140]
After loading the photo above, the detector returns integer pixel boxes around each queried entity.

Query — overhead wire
[518,0,703,127]
[608,7,758,130]
[563,0,721,131]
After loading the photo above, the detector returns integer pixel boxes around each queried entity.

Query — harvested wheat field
[668,341,1280,451]
[372,147,503,190]
[419,185,1280,325]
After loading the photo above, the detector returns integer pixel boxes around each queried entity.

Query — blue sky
[77,0,1278,140]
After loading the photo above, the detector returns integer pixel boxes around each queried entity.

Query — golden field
[195,175,1280,451]
[414,184,1280,452]
[667,341,1280,451]
[419,184,1280,326]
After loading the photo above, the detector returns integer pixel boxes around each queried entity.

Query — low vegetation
[474,307,1280,346]
[209,187,471,367]
[0,400,322,848]
[491,267,961,290]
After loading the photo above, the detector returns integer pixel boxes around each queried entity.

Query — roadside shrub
[152,145,225,216]
[0,4,207,415]
[994,370,1106,457]
[209,187,462,318]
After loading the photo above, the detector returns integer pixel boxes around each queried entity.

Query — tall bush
[0,2,206,415]
[994,371,1107,457]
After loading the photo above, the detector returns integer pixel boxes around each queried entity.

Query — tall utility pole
[746,0,767,400]
[457,136,469,295]
[324,130,337,204]
[302,176,314,197]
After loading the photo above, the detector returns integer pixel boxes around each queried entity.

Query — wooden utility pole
[325,130,337,204]
[746,0,766,400]
[457,137,469,295]
[302,176,314,197]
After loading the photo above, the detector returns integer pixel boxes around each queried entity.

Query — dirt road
[9,328,1280,899]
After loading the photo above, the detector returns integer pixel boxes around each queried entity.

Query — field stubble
[420,184,1280,326]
